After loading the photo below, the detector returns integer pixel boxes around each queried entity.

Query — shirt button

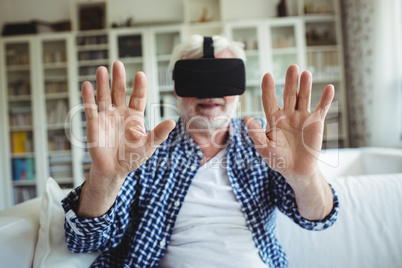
[159,238,166,247]
[174,200,180,207]
[196,151,203,157]
[190,164,198,171]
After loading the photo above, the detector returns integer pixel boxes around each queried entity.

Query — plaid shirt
[62,118,339,268]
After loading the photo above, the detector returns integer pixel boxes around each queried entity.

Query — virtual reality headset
[172,37,246,98]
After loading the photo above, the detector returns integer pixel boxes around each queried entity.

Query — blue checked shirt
[62,118,339,268]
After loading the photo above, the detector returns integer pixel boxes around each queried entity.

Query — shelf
[120,57,143,64]
[8,95,32,101]
[272,47,298,55]
[48,150,72,157]
[53,177,74,185]
[43,62,68,69]
[159,85,174,92]
[45,76,68,82]
[6,65,30,72]
[11,152,35,158]
[45,92,69,99]
[76,44,109,51]
[311,76,341,83]
[47,123,68,130]
[304,14,337,22]
[306,45,340,52]
[79,75,97,81]
[324,133,345,142]
[13,180,36,187]
[78,59,109,66]
[9,125,33,131]
[244,50,259,57]
[157,54,173,62]
[246,80,261,87]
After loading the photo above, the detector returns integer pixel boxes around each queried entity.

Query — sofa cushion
[33,178,99,268]
[276,173,402,268]
[0,197,41,268]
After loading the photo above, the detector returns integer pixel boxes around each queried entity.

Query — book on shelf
[77,35,107,46]
[158,68,173,87]
[8,80,31,96]
[45,81,68,94]
[11,131,33,153]
[48,135,71,151]
[12,157,35,181]
[49,165,73,179]
[9,106,32,126]
[13,187,36,204]
[47,100,68,125]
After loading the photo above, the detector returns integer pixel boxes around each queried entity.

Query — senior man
[62,35,339,267]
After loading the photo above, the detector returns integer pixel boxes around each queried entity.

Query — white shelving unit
[149,25,184,126]
[224,0,348,149]
[0,0,348,209]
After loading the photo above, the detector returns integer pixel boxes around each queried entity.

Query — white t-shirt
[158,149,267,268]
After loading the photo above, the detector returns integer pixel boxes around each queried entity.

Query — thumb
[244,116,268,148]
[146,120,176,149]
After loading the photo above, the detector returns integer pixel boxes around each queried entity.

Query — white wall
[0,0,290,32]
[370,0,402,148]
[0,0,184,32]
[0,0,70,31]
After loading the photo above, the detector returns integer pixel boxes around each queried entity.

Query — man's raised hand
[245,64,334,184]
[78,61,175,217]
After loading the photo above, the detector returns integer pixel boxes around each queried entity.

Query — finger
[261,73,280,119]
[314,84,335,119]
[96,66,111,112]
[146,120,176,149]
[283,64,299,111]
[129,72,147,113]
[296,71,312,111]
[81,81,98,121]
[111,61,127,107]
[244,116,268,147]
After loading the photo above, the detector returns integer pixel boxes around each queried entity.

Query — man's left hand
[245,64,334,185]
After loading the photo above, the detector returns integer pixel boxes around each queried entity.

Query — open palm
[82,61,175,181]
[245,65,334,183]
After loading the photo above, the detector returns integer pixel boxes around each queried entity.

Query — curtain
[341,0,402,148]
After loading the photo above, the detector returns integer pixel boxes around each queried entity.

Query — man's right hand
[77,61,175,218]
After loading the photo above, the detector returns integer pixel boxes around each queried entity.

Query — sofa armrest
[0,197,42,268]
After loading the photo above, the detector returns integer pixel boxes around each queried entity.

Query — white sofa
[1,147,402,268]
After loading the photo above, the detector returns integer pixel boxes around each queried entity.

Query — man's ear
[173,87,178,99]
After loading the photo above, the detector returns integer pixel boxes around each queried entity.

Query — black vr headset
[172,37,246,98]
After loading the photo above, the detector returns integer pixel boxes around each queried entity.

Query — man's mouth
[198,103,221,108]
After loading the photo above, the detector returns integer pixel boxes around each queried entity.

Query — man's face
[175,49,239,130]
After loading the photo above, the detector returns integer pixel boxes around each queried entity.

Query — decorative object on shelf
[277,0,287,17]
[304,2,314,14]
[111,17,135,28]
[306,28,336,46]
[1,20,71,36]
[199,7,212,23]
[2,21,38,36]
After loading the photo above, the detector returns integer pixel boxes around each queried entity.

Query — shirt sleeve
[268,169,339,231]
[61,172,138,253]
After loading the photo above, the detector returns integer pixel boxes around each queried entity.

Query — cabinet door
[266,18,305,109]
[303,0,348,148]
[225,22,265,119]
[151,26,183,126]
[76,30,110,178]
[2,38,37,205]
[40,35,74,189]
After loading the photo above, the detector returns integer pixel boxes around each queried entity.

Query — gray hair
[168,35,246,73]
